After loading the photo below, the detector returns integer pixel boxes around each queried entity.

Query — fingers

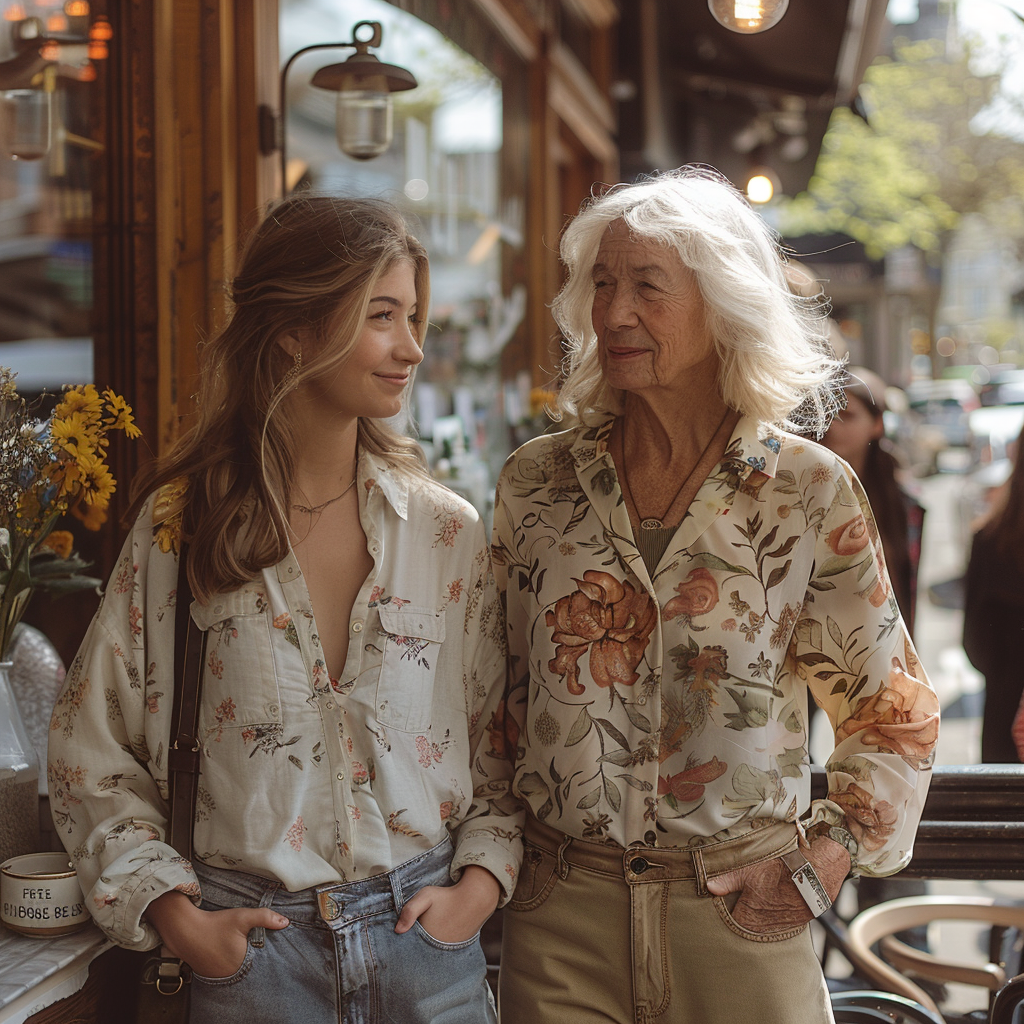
[394,888,434,934]
[234,906,290,933]
[705,866,748,896]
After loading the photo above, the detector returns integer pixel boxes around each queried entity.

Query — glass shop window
[0,2,102,406]
[280,0,525,521]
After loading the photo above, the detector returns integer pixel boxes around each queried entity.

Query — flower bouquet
[0,367,141,659]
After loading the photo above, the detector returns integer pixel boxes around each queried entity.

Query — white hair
[551,165,843,435]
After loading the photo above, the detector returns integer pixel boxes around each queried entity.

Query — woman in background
[821,367,925,635]
[964,422,1024,763]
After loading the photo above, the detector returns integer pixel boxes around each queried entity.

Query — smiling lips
[376,373,410,387]
[606,344,649,359]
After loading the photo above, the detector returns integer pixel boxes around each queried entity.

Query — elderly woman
[491,167,939,1024]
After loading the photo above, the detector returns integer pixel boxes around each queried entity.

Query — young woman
[48,195,519,1023]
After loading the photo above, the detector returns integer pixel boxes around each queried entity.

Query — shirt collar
[359,449,410,521]
[568,414,785,482]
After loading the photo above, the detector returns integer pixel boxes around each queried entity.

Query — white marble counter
[0,923,111,1023]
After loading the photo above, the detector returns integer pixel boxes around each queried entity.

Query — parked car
[903,378,979,475]
[978,368,1024,408]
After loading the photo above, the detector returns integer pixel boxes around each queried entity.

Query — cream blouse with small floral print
[491,416,939,875]
[48,451,521,951]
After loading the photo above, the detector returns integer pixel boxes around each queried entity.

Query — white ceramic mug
[1,852,89,937]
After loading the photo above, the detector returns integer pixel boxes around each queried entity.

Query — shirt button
[325,701,334,710]
[370,544,379,554]
[351,621,363,633]
[336,772,345,781]
[645,831,657,846]
[629,857,649,874]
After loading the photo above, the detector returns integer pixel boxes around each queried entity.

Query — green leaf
[765,560,792,590]
[616,773,653,792]
[564,706,592,746]
[622,702,652,733]
[576,787,601,810]
[597,749,634,767]
[686,552,752,577]
[594,717,630,751]
[603,776,621,813]
[827,616,844,650]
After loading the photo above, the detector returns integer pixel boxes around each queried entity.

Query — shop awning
[617,0,891,196]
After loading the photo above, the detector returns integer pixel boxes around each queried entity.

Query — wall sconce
[0,5,108,161]
[708,0,789,34]
[259,20,417,190]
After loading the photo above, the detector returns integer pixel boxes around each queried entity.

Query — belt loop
[389,870,405,915]
[692,847,709,897]
[556,834,572,880]
[252,883,278,947]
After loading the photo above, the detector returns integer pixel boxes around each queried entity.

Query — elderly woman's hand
[705,837,851,933]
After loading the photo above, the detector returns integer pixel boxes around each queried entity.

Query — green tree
[779,37,1024,259]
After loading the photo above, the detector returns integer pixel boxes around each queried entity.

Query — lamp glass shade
[707,0,789,33]
[2,89,50,160]
[335,88,393,161]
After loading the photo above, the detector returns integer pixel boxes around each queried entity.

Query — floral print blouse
[48,451,521,950]
[491,416,939,875]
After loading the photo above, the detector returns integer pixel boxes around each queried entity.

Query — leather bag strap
[167,545,206,859]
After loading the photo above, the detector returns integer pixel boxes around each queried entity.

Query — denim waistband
[523,815,799,892]
[193,834,455,929]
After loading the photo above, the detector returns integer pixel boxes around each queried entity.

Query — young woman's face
[309,260,424,422]
[823,394,883,463]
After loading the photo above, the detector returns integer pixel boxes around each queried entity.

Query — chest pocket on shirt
[375,604,445,733]
[191,588,283,735]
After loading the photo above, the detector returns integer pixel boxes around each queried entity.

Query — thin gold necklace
[291,476,357,515]
[621,409,731,531]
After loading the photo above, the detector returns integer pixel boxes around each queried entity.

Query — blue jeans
[190,837,496,1024]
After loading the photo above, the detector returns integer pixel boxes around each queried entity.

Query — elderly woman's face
[591,221,717,398]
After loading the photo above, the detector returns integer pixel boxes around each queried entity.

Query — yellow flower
[39,530,74,559]
[51,411,98,460]
[55,384,103,424]
[102,389,142,439]
[155,519,181,555]
[72,499,108,531]
[72,450,117,508]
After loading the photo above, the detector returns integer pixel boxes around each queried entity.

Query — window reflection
[0,5,99,403]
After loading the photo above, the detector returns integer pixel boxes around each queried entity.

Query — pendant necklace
[620,409,731,531]
[291,476,357,516]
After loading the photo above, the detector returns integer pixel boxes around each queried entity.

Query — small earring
[281,350,302,390]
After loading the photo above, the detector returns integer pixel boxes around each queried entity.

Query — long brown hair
[840,373,913,622]
[979,422,1024,571]
[130,194,431,601]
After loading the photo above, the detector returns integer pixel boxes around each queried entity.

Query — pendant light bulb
[708,0,789,34]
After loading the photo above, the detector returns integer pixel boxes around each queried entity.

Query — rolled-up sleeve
[793,466,939,876]
[48,507,199,949]
[449,521,524,905]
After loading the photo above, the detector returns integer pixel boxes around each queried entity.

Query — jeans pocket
[191,940,256,985]
[412,921,481,951]
[507,841,558,912]
[711,892,807,944]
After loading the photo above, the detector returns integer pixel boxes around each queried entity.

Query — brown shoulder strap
[167,544,206,859]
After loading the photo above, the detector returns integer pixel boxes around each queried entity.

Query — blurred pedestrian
[821,367,925,636]
[964,422,1024,763]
